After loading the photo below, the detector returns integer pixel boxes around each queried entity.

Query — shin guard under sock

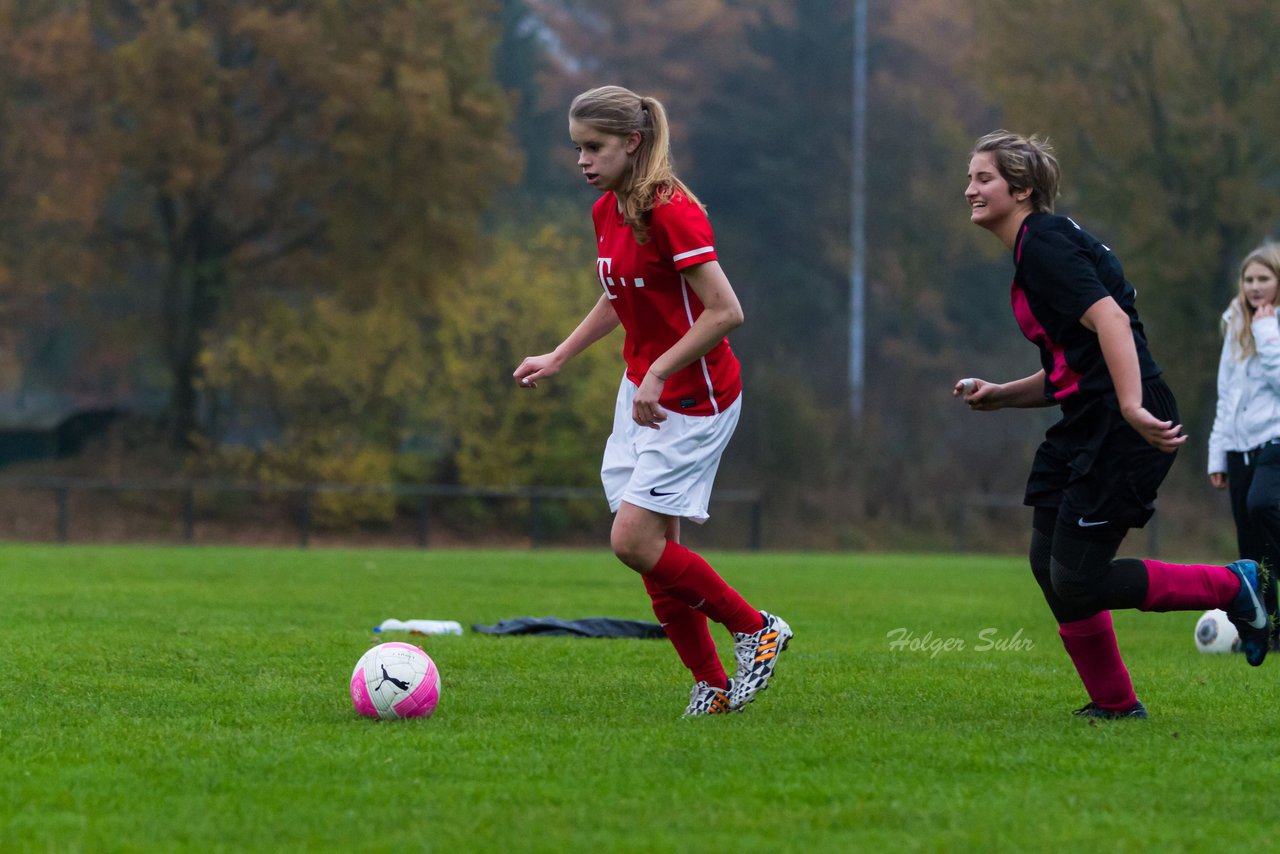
[1140,559,1241,612]
[1058,611,1137,711]
[642,574,726,688]
[645,540,764,635]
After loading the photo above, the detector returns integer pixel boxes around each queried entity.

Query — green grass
[1,543,1275,852]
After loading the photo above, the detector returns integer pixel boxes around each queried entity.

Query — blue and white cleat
[1225,560,1270,667]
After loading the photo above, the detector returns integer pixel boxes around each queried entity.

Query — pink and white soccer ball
[350,642,441,719]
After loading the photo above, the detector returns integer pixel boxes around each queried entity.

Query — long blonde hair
[569,85,704,243]
[1227,243,1280,360]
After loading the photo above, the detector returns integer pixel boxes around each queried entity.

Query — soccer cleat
[682,680,732,717]
[727,611,793,710]
[1072,700,1149,720]
[1224,559,1270,667]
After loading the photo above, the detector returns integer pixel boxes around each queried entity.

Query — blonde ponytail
[569,86,704,243]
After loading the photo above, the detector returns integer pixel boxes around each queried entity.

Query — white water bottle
[374,618,463,636]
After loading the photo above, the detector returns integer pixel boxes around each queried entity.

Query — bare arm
[954,370,1053,410]
[632,260,743,428]
[1081,296,1185,453]
[513,293,619,388]
[648,261,742,378]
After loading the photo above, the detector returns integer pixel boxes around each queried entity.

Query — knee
[610,525,664,572]
[610,528,643,570]
[1050,557,1099,611]
[610,505,673,572]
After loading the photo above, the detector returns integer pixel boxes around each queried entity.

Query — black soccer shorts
[1024,378,1179,539]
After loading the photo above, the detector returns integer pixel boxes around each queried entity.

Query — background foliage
[2,0,1278,546]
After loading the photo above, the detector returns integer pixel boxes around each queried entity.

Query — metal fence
[0,476,763,550]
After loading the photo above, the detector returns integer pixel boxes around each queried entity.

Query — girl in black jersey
[955,130,1271,718]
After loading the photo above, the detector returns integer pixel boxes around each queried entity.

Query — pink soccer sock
[645,540,764,635]
[1058,611,1137,711]
[1140,560,1242,612]
[642,575,726,688]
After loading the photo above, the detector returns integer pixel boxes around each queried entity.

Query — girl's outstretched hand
[513,353,560,389]
[954,377,999,411]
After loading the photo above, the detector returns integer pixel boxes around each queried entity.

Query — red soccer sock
[1058,611,1137,711]
[642,574,726,688]
[1140,560,1242,612]
[645,540,765,635]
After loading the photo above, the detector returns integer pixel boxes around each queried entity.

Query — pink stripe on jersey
[1010,279,1082,401]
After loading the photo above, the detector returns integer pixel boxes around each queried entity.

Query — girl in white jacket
[1208,243,1280,650]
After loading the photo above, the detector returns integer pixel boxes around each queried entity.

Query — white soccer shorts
[600,375,741,523]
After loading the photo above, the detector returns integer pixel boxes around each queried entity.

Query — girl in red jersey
[514,85,791,716]
[956,130,1271,719]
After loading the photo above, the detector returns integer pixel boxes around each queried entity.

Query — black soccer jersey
[1011,213,1161,404]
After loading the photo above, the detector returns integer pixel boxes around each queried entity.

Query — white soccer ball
[350,642,442,719]
[1193,609,1239,654]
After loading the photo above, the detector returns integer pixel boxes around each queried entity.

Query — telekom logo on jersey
[596,258,644,300]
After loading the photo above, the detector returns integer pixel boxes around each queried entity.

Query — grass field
[2,543,1275,852]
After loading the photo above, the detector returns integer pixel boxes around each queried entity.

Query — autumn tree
[516,0,759,192]
[430,219,618,489]
[970,0,1280,449]
[501,0,1035,544]
[6,0,517,449]
[0,1,111,399]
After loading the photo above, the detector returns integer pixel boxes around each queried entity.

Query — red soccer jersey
[591,190,742,416]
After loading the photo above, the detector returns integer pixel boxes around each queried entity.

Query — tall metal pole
[849,0,867,421]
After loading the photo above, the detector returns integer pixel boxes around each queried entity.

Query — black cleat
[1072,700,1148,720]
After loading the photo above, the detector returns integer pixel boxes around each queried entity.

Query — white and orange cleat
[728,611,793,710]
[683,680,733,717]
